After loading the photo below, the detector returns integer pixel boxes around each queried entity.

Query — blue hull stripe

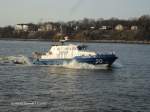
[32,54,118,66]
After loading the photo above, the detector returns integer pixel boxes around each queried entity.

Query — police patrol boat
[32,37,118,67]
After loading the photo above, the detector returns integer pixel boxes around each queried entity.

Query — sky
[0,0,150,26]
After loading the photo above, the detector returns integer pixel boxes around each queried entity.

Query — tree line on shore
[0,15,150,41]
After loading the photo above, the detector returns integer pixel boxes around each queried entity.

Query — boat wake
[62,60,109,70]
[0,55,123,70]
[62,60,123,70]
[0,55,32,66]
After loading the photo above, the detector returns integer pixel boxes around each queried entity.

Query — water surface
[0,40,150,112]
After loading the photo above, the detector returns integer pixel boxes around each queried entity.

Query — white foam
[0,55,32,66]
[62,60,108,70]
[112,61,123,68]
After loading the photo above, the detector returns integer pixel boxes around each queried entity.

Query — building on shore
[131,25,138,31]
[15,24,29,32]
[38,23,58,32]
[115,24,124,31]
[15,24,38,32]
[99,26,112,30]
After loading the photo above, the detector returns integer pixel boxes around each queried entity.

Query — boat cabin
[41,44,96,59]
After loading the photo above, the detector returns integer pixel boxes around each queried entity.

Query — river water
[0,40,150,112]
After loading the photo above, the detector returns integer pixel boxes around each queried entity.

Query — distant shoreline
[0,38,150,44]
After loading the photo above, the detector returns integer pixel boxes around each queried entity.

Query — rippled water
[0,40,150,112]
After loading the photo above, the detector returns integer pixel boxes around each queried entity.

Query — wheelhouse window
[77,45,87,50]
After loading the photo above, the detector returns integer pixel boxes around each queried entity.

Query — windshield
[77,45,87,50]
